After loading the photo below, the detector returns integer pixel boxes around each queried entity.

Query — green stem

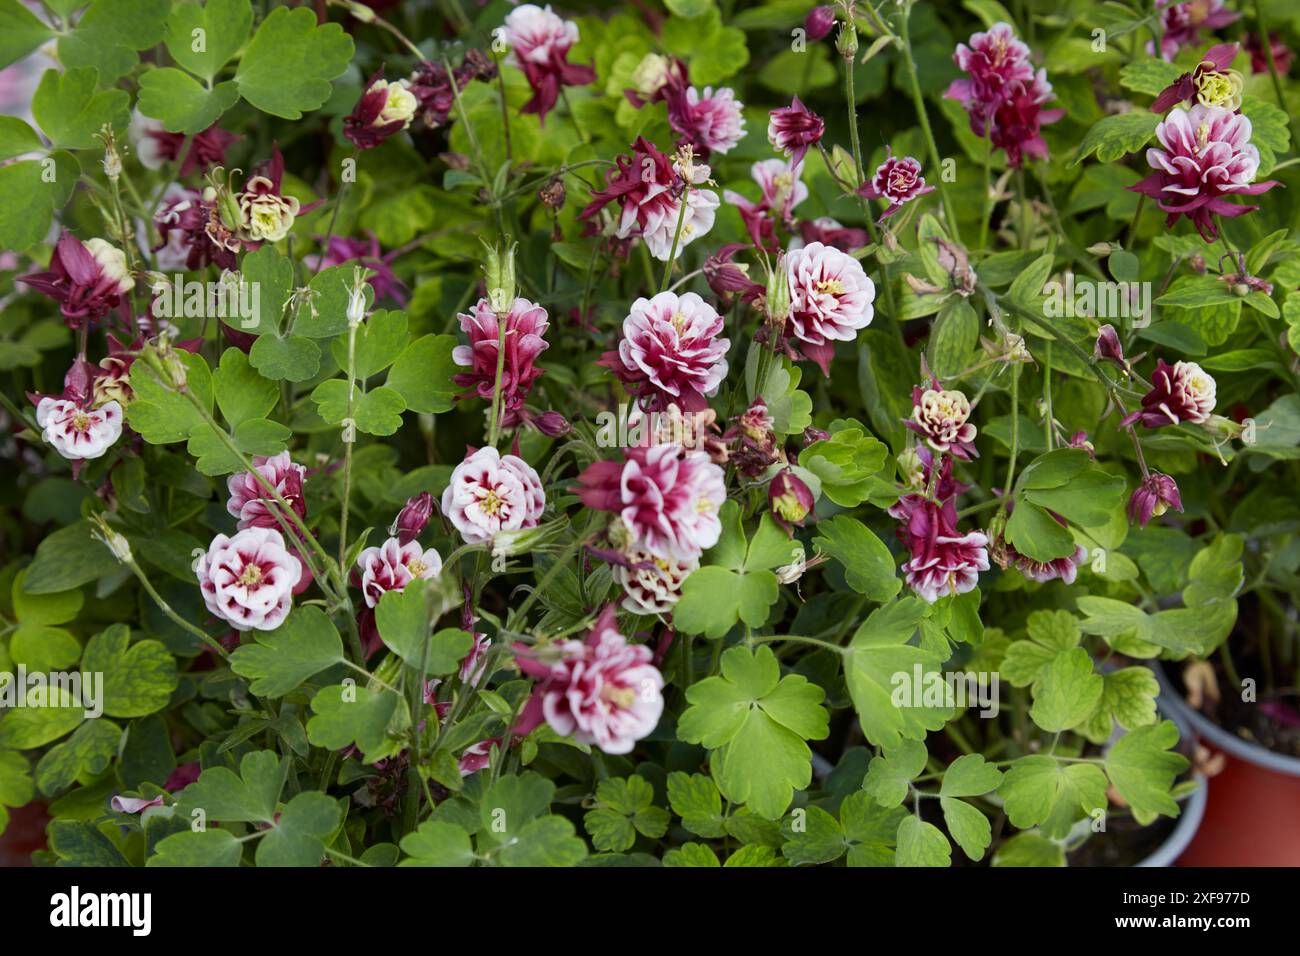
[487,302,510,446]
[339,317,359,572]
[127,557,229,659]
[659,189,691,293]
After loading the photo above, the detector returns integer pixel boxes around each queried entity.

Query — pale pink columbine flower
[1151,0,1240,61]
[452,297,550,427]
[784,241,875,376]
[1129,104,1278,242]
[578,444,725,562]
[441,446,546,545]
[1123,359,1217,428]
[906,385,979,459]
[767,96,824,166]
[196,527,302,631]
[598,291,730,413]
[226,451,307,530]
[513,605,664,754]
[579,137,720,260]
[354,537,443,609]
[614,549,698,615]
[35,398,122,461]
[670,85,746,156]
[857,149,935,220]
[1016,544,1088,586]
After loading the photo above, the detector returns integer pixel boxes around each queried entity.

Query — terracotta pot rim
[1133,687,1208,867]
[1150,662,1300,778]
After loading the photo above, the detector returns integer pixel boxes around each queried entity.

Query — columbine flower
[769,468,815,534]
[614,549,697,615]
[668,85,746,156]
[724,158,807,249]
[1016,544,1088,585]
[1128,104,1278,242]
[784,241,875,376]
[502,3,595,123]
[302,234,408,305]
[392,492,433,544]
[19,232,134,328]
[578,444,725,562]
[796,217,869,253]
[906,384,979,459]
[857,149,935,220]
[1128,472,1184,526]
[442,446,546,545]
[1247,32,1294,76]
[236,146,301,244]
[579,137,719,260]
[804,5,836,42]
[451,297,550,427]
[1152,43,1243,113]
[986,69,1064,167]
[899,499,990,603]
[767,96,824,166]
[704,243,765,303]
[513,605,664,754]
[460,631,492,686]
[626,53,688,106]
[154,186,235,272]
[1151,0,1240,61]
[196,527,302,631]
[35,398,122,461]
[1094,323,1127,366]
[226,451,308,530]
[354,537,443,608]
[128,110,238,175]
[598,291,729,413]
[1123,359,1217,428]
[344,72,418,149]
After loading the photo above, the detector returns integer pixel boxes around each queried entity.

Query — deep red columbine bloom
[18,232,134,329]
[1128,472,1184,526]
[857,149,935,220]
[1122,359,1217,429]
[703,243,764,304]
[1127,104,1278,242]
[133,113,240,177]
[769,468,815,534]
[1151,43,1240,113]
[344,70,417,149]
[984,70,1064,167]
[767,96,824,167]
[804,5,836,42]
[897,497,990,604]
[1247,32,1294,76]
[501,3,596,124]
[1014,542,1088,586]
[1094,324,1126,366]
[451,297,550,428]
[153,187,237,272]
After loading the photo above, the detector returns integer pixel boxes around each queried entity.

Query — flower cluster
[451,297,551,427]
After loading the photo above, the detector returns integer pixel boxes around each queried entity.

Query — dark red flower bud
[1128,472,1183,527]
[804,5,836,42]
[769,468,815,534]
[393,492,433,544]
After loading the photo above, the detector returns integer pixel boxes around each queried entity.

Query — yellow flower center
[602,684,637,709]
[479,488,503,516]
[670,311,688,333]
[71,411,91,431]
[815,278,846,296]
[1194,70,1243,111]
[1195,121,1211,151]
[695,496,716,514]
[239,564,263,587]
[408,558,427,576]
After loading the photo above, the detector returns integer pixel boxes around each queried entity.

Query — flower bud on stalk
[835,19,858,60]
[482,239,518,316]
[769,468,815,534]
[347,266,370,328]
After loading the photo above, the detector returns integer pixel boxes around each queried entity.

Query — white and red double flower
[354,537,443,608]
[35,398,123,461]
[442,446,546,545]
[513,605,665,754]
[226,451,308,530]
[784,241,875,376]
[196,527,302,631]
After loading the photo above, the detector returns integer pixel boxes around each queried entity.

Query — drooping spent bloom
[513,604,664,754]
[1094,323,1126,366]
[906,383,979,459]
[624,53,688,107]
[578,444,725,562]
[153,186,235,273]
[451,297,550,427]
[501,3,596,123]
[1150,0,1240,62]
[724,396,778,478]
[804,5,836,42]
[302,234,408,305]
[1246,32,1294,76]
[579,137,719,260]
[1015,543,1088,585]
[1151,43,1243,113]
[195,527,303,631]
[236,146,301,244]
[18,232,134,328]
[1128,104,1278,242]
[614,549,698,615]
[344,72,418,149]
[354,537,443,608]
[226,451,308,531]
[767,96,824,167]
[899,499,990,603]
[392,492,433,545]
[703,243,765,304]
[1128,472,1184,526]
[668,85,746,156]
[1123,359,1217,428]
[857,149,935,220]
[128,110,238,176]
[783,241,875,376]
[724,158,807,249]
[35,397,123,461]
[442,446,546,545]
[769,468,815,534]
[598,291,729,413]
